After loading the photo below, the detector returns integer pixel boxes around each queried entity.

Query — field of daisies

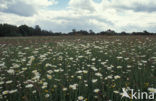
[0,36,156,101]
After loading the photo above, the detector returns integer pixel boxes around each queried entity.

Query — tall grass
[0,36,156,101]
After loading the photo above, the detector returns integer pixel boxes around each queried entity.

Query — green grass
[0,36,156,101]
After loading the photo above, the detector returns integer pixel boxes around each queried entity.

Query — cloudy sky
[0,0,156,33]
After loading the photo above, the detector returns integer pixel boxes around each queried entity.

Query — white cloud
[69,0,96,11]
[24,0,57,7]
[0,12,36,25]
[0,0,156,32]
[103,0,156,12]
[0,0,57,16]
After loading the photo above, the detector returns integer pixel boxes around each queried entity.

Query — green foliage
[0,36,156,101]
[0,23,54,37]
[0,23,155,37]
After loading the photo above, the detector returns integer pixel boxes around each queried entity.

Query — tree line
[0,23,155,37]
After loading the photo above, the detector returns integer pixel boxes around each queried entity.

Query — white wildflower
[94,89,100,93]
[78,96,84,100]
[25,84,33,88]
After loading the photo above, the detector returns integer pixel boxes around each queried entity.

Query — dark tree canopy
[0,23,155,37]
[0,24,54,37]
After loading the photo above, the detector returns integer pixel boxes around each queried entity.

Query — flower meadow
[0,36,156,101]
